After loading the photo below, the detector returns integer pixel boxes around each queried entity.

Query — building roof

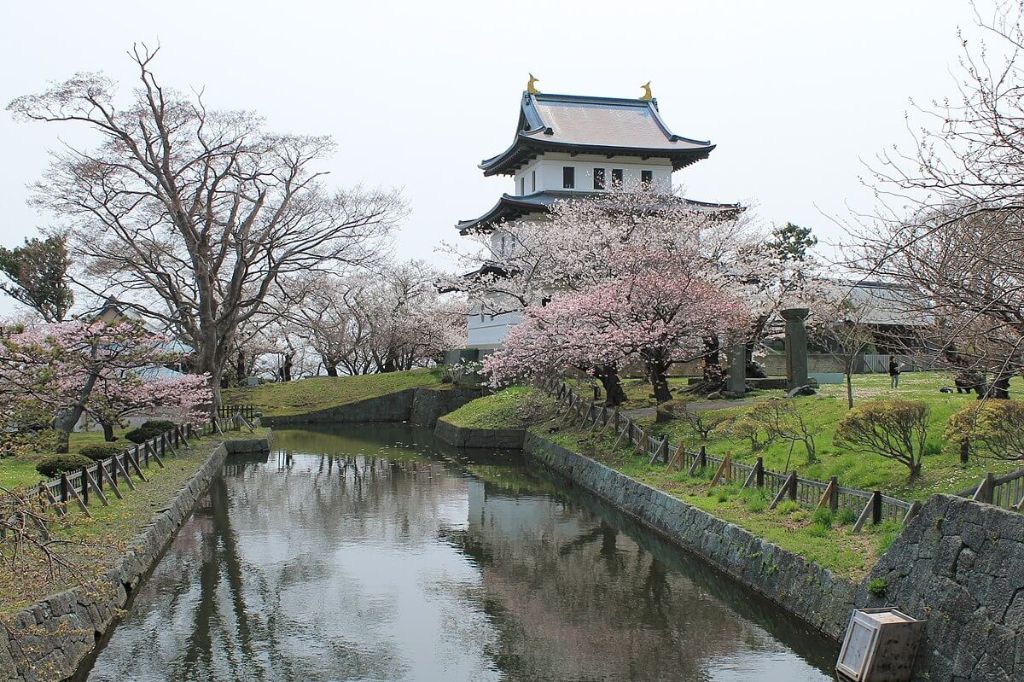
[844,280,933,327]
[479,92,715,176]
[456,190,741,234]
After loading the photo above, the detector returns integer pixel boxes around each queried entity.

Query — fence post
[81,467,88,505]
[60,473,68,504]
[960,439,970,465]
[829,476,839,512]
[770,471,798,509]
[96,461,103,492]
[755,457,764,488]
[698,446,707,470]
[872,490,883,525]
[973,473,995,504]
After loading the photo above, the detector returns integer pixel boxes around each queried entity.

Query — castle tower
[458,80,734,349]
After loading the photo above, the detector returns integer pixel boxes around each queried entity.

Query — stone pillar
[726,343,746,396]
[781,307,810,390]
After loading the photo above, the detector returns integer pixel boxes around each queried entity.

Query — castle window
[612,168,623,186]
[531,170,536,192]
[593,168,606,190]
[641,170,654,185]
[562,166,575,189]
[519,177,525,194]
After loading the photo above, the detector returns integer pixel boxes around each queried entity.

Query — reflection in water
[83,424,835,681]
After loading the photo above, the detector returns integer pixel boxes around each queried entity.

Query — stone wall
[524,432,859,638]
[410,387,485,428]
[525,432,1024,681]
[433,420,525,449]
[263,386,483,428]
[861,494,1024,682]
[0,434,271,682]
[262,390,418,426]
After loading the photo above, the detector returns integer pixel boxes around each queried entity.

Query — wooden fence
[542,378,919,531]
[957,468,1024,511]
[34,410,255,517]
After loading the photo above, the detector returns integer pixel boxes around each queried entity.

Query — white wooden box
[836,608,925,682]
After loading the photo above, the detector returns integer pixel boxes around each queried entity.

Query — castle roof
[479,92,715,176]
[456,190,741,234]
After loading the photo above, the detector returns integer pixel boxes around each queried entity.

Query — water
[81,424,837,681]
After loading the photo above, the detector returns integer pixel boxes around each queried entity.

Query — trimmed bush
[946,401,1024,461]
[835,399,929,480]
[126,420,175,444]
[36,454,94,478]
[77,443,124,462]
[141,420,176,433]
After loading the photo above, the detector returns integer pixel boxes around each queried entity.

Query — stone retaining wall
[862,494,1024,682]
[524,432,859,639]
[525,432,1024,681]
[433,421,525,449]
[0,434,271,682]
[263,386,483,428]
[410,387,485,428]
[262,390,418,426]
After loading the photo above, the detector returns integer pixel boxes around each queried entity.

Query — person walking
[888,356,902,389]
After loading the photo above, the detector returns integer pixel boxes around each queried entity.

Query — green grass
[439,386,555,429]
[225,368,445,417]
[0,429,268,613]
[641,371,1024,500]
[533,421,888,580]
[0,429,132,490]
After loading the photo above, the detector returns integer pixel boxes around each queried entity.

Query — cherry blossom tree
[486,248,750,403]
[0,319,211,451]
[447,187,758,397]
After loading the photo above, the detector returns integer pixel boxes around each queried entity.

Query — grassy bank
[225,368,445,417]
[449,377,1019,580]
[438,385,555,429]
[538,423,894,581]
[0,429,131,490]
[642,371,1024,500]
[0,429,267,614]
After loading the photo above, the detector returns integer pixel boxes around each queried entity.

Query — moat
[80,424,837,681]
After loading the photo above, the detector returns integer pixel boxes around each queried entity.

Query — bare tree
[854,2,1024,397]
[281,262,464,376]
[7,45,403,405]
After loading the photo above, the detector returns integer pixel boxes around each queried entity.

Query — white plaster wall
[513,153,673,195]
[467,310,521,349]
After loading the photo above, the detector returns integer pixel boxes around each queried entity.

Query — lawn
[225,367,445,417]
[0,429,131,490]
[438,385,556,429]
[641,371,1024,500]
[0,429,268,613]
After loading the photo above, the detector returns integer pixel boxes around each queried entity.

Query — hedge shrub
[36,454,94,478]
[77,443,124,462]
[126,420,176,444]
[835,399,929,480]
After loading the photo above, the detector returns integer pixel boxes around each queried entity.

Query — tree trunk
[845,364,854,409]
[645,357,672,404]
[102,421,116,442]
[702,336,723,393]
[989,373,1011,399]
[325,364,339,377]
[53,369,100,453]
[594,364,627,407]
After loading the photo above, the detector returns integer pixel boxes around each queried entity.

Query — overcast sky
[0,1,987,314]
